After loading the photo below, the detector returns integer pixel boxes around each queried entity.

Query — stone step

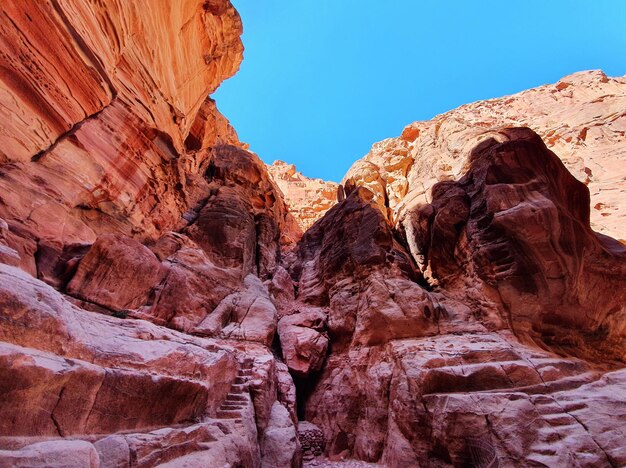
[220,403,245,410]
[535,405,564,415]
[226,393,247,401]
[239,369,253,376]
[531,442,559,455]
[542,414,577,426]
[216,409,242,419]
[229,383,247,393]
[213,422,231,434]
[233,376,246,384]
[560,402,587,413]
[527,454,558,465]
[541,431,567,443]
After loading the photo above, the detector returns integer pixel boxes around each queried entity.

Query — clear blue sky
[214,1,626,182]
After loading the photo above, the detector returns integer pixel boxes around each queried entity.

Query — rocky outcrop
[0,263,236,434]
[344,70,626,241]
[1,1,626,466]
[268,160,339,238]
[403,128,626,362]
[278,309,329,377]
[286,128,626,466]
[0,2,301,466]
[62,145,287,346]
[305,333,626,466]
[0,257,295,466]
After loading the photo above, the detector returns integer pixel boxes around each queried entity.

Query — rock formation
[0,2,299,466]
[344,70,626,242]
[267,160,339,237]
[0,1,625,467]
[296,128,626,466]
[0,0,244,278]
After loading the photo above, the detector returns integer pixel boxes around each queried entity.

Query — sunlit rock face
[0,2,300,466]
[344,70,626,241]
[267,160,339,241]
[1,1,626,466]
[0,0,244,277]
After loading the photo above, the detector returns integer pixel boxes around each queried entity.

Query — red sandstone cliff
[0,2,302,467]
[0,2,625,467]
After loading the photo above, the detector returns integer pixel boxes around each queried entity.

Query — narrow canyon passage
[0,1,625,467]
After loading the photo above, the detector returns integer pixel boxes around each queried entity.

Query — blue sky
[214,1,626,182]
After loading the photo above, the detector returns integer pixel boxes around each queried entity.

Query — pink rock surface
[0,0,625,465]
[286,128,626,465]
[0,0,244,275]
[344,70,626,241]
[267,160,339,238]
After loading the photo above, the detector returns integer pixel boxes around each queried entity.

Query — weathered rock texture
[292,127,626,466]
[1,1,626,466]
[0,1,301,466]
[268,160,339,237]
[0,0,244,279]
[344,70,626,241]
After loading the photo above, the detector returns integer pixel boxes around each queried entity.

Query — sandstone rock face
[1,1,626,466]
[0,0,244,278]
[278,309,329,377]
[344,70,626,241]
[0,2,296,466]
[293,187,439,351]
[0,441,100,468]
[290,127,626,466]
[261,401,302,468]
[404,128,626,362]
[63,145,286,346]
[268,160,339,238]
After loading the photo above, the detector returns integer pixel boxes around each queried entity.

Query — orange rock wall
[0,0,244,277]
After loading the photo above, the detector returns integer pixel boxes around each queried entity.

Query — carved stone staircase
[213,357,255,423]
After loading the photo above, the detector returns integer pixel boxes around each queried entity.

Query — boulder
[278,309,329,377]
[261,402,302,468]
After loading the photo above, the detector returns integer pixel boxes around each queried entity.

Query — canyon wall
[267,160,338,238]
[343,70,626,242]
[0,2,301,467]
[0,0,244,277]
[0,1,625,467]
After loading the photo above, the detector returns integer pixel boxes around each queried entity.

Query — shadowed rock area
[0,1,625,467]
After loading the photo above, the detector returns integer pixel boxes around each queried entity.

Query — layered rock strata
[291,128,626,466]
[0,1,301,466]
[0,0,244,278]
[0,1,625,466]
[267,160,339,238]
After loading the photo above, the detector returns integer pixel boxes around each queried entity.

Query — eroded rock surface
[0,2,299,467]
[268,160,339,238]
[291,128,626,467]
[0,0,244,278]
[344,70,626,241]
[0,1,625,466]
